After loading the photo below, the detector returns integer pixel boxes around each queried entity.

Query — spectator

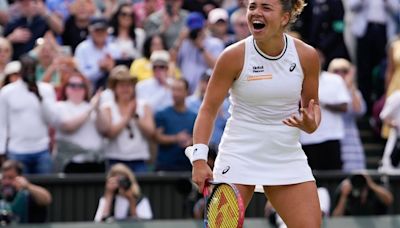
[328,58,366,172]
[176,12,224,93]
[300,65,351,170]
[207,8,230,45]
[0,160,52,223]
[0,37,12,81]
[52,73,107,173]
[102,65,155,173]
[144,0,188,49]
[135,50,174,113]
[154,78,196,171]
[62,0,97,54]
[75,16,121,90]
[309,0,349,70]
[332,173,393,216]
[130,34,180,82]
[94,163,153,222]
[186,69,229,146]
[45,0,74,21]
[110,3,146,66]
[0,55,55,174]
[225,7,250,47]
[4,0,64,60]
[1,60,21,88]
[348,0,400,113]
[132,0,163,28]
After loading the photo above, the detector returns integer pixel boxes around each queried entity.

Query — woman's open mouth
[252,20,266,31]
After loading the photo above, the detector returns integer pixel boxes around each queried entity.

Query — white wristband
[185,144,209,164]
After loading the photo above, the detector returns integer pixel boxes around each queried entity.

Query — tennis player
[185,0,322,227]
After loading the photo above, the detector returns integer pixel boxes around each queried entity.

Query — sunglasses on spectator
[332,69,349,75]
[126,124,134,139]
[67,82,85,89]
[153,65,168,70]
[119,12,132,18]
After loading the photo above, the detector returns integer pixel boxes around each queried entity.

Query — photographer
[94,163,152,222]
[0,160,52,223]
[332,173,393,216]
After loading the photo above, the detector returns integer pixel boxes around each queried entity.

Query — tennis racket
[203,180,245,228]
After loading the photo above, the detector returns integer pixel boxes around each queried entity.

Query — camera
[189,28,202,40]
[350,174,367,198]
[118,176,132,191]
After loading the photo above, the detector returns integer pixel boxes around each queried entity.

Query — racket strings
[206,185,240,228]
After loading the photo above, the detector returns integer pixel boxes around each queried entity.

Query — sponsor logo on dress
[289,63,296,72]
[247,74,273,81]
[252,66,264,73]
[222,166,230,174]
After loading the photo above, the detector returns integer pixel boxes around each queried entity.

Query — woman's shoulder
[292,37,320,71]
[217,39,246,67]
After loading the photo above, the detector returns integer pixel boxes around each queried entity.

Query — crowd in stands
[0,0,398,224]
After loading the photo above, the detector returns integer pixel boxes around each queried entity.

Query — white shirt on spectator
[300,71,351,145]
[102,99,150,161]
[55,101,103,151]
[94,195,153,221]
[74,37,121,85]
[135,78,173,113]
[0,80,56,154]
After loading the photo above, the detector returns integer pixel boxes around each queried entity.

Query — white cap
[208,8,228,24]
[4,61,21,76]
[150,50,170,66]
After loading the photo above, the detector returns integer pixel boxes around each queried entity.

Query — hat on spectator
[150,50,170,66]
[108,65,137,89]
[208,8,228,24]
[89,17,109,30]
[4,61,21,76]
[186,12,205,31]
[327,58,351,72]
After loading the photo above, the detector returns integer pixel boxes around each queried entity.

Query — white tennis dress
[213,34,315,187]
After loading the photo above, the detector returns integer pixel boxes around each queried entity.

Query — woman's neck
[255,33,285,57]
[118,27,130,39]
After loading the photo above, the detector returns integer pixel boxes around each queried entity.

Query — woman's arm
[283,39,321,133]
[136,104,155,139]
[385,44,395,91]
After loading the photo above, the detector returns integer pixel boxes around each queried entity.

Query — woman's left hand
[283,99,319,133]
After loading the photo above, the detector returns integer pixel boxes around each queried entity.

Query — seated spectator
[75,16,121,91]
[52,72,107,173]
[331,173,393,216]
[94,163,153,222]
[0,55,55,174]
[102,65,155,173]
[4,0,63,60]
[135,50,174,113]
[110,3,145,67]
[1,60,21,88]
[207,8,230,45]
[225,8,250,47]
[328,58,366,172]
[154,78,196,171]
[0,160,52,223]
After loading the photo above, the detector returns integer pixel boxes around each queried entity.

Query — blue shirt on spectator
[155,106,197,171]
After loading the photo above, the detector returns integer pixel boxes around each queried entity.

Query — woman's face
[118,6,134,28]
[65,76,86,103]
[150,36,164,53]
[246,0,289,40]
[0,43,11,64]
[115,80,134,101]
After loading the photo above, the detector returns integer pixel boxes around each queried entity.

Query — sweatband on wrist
[185,144,209,164]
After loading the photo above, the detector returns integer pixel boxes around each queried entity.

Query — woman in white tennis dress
[186,0,322,227]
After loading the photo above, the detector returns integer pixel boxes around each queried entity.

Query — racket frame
[203,181,245,228]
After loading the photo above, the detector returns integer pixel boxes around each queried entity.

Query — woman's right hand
[192,160,213,193]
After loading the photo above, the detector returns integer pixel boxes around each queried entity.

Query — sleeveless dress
[213,34,315,187]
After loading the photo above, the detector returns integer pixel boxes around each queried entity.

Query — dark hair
[19,54,42,102]
[189,28,202,40]
[142,34,167,59]
[110,3,137,47]
[1,160,23,175]
[176,78,189,91]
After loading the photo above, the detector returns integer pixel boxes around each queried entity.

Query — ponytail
[19,55,42,102]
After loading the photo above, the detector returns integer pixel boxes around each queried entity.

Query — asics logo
[222,166,230,174]
[289,63,296,72]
